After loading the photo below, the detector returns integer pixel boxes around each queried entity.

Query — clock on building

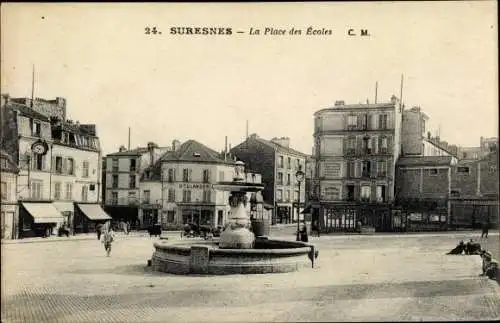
[31,140,48,155]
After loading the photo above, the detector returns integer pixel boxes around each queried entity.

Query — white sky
[1,2,497,155]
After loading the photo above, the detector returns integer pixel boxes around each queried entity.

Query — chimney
[172,139,181,151]
[334,100,345,106]
[147,142,157,165]
[271,137,290,148]
[119,145,127,152]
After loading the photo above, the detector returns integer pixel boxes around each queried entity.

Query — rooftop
[397,156,454,167]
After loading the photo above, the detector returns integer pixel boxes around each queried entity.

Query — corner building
[311,97,403,232]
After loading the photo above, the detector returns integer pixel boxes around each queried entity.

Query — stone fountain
[150,161,318,275]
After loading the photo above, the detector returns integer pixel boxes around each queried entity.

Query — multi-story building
[456,137,498,161]
[394,156,456,231]
[1,150,19,239]
[1,94,109,238]
[230,134,307,225]
[103,142,172,228]
[449,147,499,228]
[311,96,403,232]
[401,106,457,158]
[142,139,239,229]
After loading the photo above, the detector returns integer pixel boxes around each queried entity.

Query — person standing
[102,228,115,257]
[96,223,102,240]
[481,221,489,238]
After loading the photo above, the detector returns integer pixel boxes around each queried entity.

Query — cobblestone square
[2,232,499,322]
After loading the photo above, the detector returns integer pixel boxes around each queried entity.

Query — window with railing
[277,172,283,185]
[143,190,151,204]
[54,182,61,200]
[67,158,74,175]
[360,185,371,201]
[182,190,191,202]
[130,159,136,172]
[111,192,118,205]
[183,169,191,182]
[81,186,88,202]
[112,175,118,188]
[128,191,137,204]
[112,158,118,172]
[378,114,388,130]
[278,156,284,168]
[345,137,356,155]
[379,137,388,154]
[66,183,73,200]
[347,115,358,128]
[30,180,43,199]
[377,160,387,177]
[167,169,174,182]
[287,157,291,169]
[203,190,211,202]
[82,161,89,178]
[362,161,372,178]
[276,189,283,201]
[286,173,291,185]
[168,188,176,202]
[1,182,7,201]
[129,175,136,189]
[203,169,210,183]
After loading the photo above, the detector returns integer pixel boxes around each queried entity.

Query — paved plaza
[1,232,500,322]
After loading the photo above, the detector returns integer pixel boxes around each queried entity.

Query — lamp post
[295,166,305,241]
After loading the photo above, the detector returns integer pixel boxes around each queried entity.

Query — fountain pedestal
[219,191,255,249]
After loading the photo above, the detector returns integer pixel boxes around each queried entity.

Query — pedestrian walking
[312,220,320,237]
[126,221,130,235]
[102,228,116,257]
[96,223,102,240]
[481,221,489,238]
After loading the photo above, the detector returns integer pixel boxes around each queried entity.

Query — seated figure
[465,239,482,255]
[446,240,465,255]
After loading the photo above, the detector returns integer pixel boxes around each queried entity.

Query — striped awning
[77,204,112,221]
[22,203,65,224]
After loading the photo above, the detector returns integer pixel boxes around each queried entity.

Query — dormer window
[193,152,201,157]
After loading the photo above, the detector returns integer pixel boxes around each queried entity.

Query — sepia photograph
[1,1,499,322]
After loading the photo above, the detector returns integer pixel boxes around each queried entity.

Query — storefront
[53,201,75,234]
[19,202,65,238]
[74,203,112,233]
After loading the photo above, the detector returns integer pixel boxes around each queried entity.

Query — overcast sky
[1,2,497,155]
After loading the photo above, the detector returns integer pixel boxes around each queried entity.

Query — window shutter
[370,160,377,178]
[62,158,68,174]
[357,115,363,129]
[387,136,393,153]
[366,115,372,130]
[51,156,56,173]
[355,161,360,178]
[356,137,363,154]
[188,169,192,181]
[343,138,348,155]
[371,137,377,154]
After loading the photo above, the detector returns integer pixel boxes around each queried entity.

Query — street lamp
[295,166,305,241]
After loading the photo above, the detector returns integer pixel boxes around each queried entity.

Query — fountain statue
[218,161,257,249]
[149,160,318,275]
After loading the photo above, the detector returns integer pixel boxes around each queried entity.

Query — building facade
[103,142,172,228]
[394,156,456,231]
[1,94,109,238]
[449,148,499,228]
[142,140,239,229]
[311,97,403,232]
[1,150,19,239]
[230,134,307,225]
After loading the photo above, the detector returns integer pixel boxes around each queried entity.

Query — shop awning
[77,204,112,221]
[22,203,65,224]
[53,202,74,213]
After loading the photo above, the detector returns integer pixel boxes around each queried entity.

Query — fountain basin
[151,237,318,275]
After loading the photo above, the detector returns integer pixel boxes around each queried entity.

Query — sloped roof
[160,140,232,164]
[8,102,50,122]
[107,147,150,157]
[234,136,307,157]
[141,140,234,181]
[397,156,453,167]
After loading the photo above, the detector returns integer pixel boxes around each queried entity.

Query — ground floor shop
[18,202,66,238]
[160,202,228,230]
[73,203,112,233]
